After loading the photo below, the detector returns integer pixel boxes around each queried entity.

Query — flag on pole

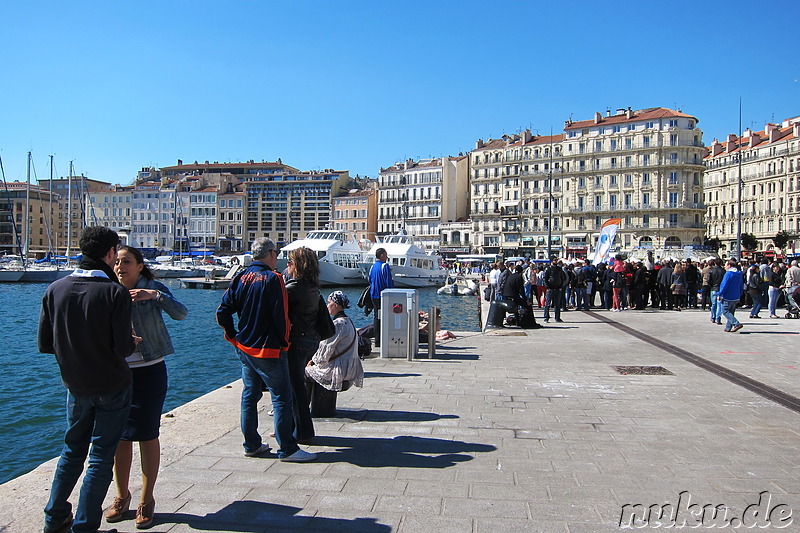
[591,218,622,265]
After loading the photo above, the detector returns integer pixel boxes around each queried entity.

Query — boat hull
[0,270,24,282]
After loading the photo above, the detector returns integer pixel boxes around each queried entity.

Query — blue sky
[1,1,797,185]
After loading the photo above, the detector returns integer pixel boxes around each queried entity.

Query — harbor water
[0,280,481,484]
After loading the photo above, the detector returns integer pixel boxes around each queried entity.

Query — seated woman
[306,291,364,392]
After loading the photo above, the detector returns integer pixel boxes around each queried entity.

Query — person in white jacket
[306,291,364,392]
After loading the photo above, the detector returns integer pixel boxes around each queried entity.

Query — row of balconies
[568,202,705,213]
[705,145,800,169]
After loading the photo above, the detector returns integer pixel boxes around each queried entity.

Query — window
[612,125,621,133]
[643,136,651,148]
[669,192,678,205]
[643,193,650,205]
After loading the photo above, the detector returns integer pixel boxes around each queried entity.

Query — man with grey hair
[786,260,800,294]
[217,237,316,462]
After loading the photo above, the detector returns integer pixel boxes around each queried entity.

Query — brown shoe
[135,499,155,529]
[105,491,131,523]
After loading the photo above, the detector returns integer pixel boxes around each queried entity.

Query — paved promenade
[2,302,800,532]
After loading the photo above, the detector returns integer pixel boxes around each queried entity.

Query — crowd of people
[39,229,366,533]
[485,253,800,331]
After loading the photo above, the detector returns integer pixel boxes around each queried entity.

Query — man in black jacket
[39,226,137,533]
[543,257,566,323]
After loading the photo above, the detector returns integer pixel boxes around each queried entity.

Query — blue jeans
[750,291,763,316]
[237,348,299,458]
[721,299,740,330]
[709,290,721,322]
[45,385,132,533]
[768,286,781,316]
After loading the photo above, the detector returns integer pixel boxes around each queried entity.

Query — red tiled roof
[564,107,697,130]
[705,124,797,159]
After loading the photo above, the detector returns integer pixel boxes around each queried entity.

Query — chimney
[594,112,602,124]
[725,134,738,152]
[476,139,484,149]
[794,123,800,138]
[769,125,781,143]
[711,141,724,157]
[626,107,634,119]
[521,129,533,143]
[177,159,183,166]
[606,109,612,117]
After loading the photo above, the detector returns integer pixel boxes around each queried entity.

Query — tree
[773,230,794,252]
[704,237,721,251]
[741,232,759,251]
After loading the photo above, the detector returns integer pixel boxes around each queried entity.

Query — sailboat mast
[67,161,73,259]
[48,155,55,255]
[24,152,31,259]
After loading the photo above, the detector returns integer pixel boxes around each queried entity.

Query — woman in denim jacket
[107,245,188,529]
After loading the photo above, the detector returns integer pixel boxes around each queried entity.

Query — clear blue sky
[1,1,797,185]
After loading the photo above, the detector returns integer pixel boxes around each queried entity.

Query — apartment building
[157,160,351,247]
[561,107,706,258]
[86,185,133,238]
[468,108,706,259]
[377,157,469,251]
[470,130,566,258]
[0,181,61,257]
[38,177,112,255]
[218,188,246,253]
[332,188,377,243]
[704,116,800,257]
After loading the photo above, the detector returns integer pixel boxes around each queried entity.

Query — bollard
[485,299,515,329]
[428,306,438,359]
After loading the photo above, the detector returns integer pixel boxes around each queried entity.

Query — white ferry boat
[277,230,367,287]
[359,233,447,288]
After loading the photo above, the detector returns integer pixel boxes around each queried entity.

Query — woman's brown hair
[288,246,320,287]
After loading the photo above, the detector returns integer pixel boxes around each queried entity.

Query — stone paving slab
[2,302,800,532]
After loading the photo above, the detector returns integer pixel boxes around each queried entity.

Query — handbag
[316,295,336,340]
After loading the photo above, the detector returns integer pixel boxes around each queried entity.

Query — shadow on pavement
[311,435,496,468]
[363,371,423,378]
[156,500,391,532]
[332,408,458,423]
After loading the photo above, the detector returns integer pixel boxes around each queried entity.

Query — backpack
[357,333,372,359]
[573,267,587,288]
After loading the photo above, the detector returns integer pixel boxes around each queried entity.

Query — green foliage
[741,233,759,251]
[704,237,721,251]
[772,230,793,251]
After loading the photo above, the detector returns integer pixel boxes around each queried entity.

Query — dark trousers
[287,336,318,441]
[373,298,382,348]
[659,285,674,309]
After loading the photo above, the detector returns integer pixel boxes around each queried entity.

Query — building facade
[561,107,706,258]
[468,108,706,260]
[332,188,377,243]
[86,185,133,239]
[704,117,800,257]
[0,182,61,257]
[377,157,469,251]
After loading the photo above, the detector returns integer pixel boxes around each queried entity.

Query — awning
[564,233,588,239]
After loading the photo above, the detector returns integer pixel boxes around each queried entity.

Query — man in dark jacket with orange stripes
[217,237,316,462]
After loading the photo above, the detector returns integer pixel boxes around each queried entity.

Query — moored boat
[277,230,367,286]
[358,233,447,288]
[437,274,479,296]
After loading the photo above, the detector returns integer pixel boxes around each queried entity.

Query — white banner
[592,218,622,265]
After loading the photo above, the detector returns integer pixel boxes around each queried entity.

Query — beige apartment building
[704,116,800,258]
[469,107,706,260]
[86,185,133,241]
[38,177,112,255]
[0,181,61,257]
[470,130,566,258]
[332,188,377,243]
[377,156,469,252]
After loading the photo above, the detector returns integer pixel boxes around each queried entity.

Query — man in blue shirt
[369,247,394,348]
[718,259,744,333]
